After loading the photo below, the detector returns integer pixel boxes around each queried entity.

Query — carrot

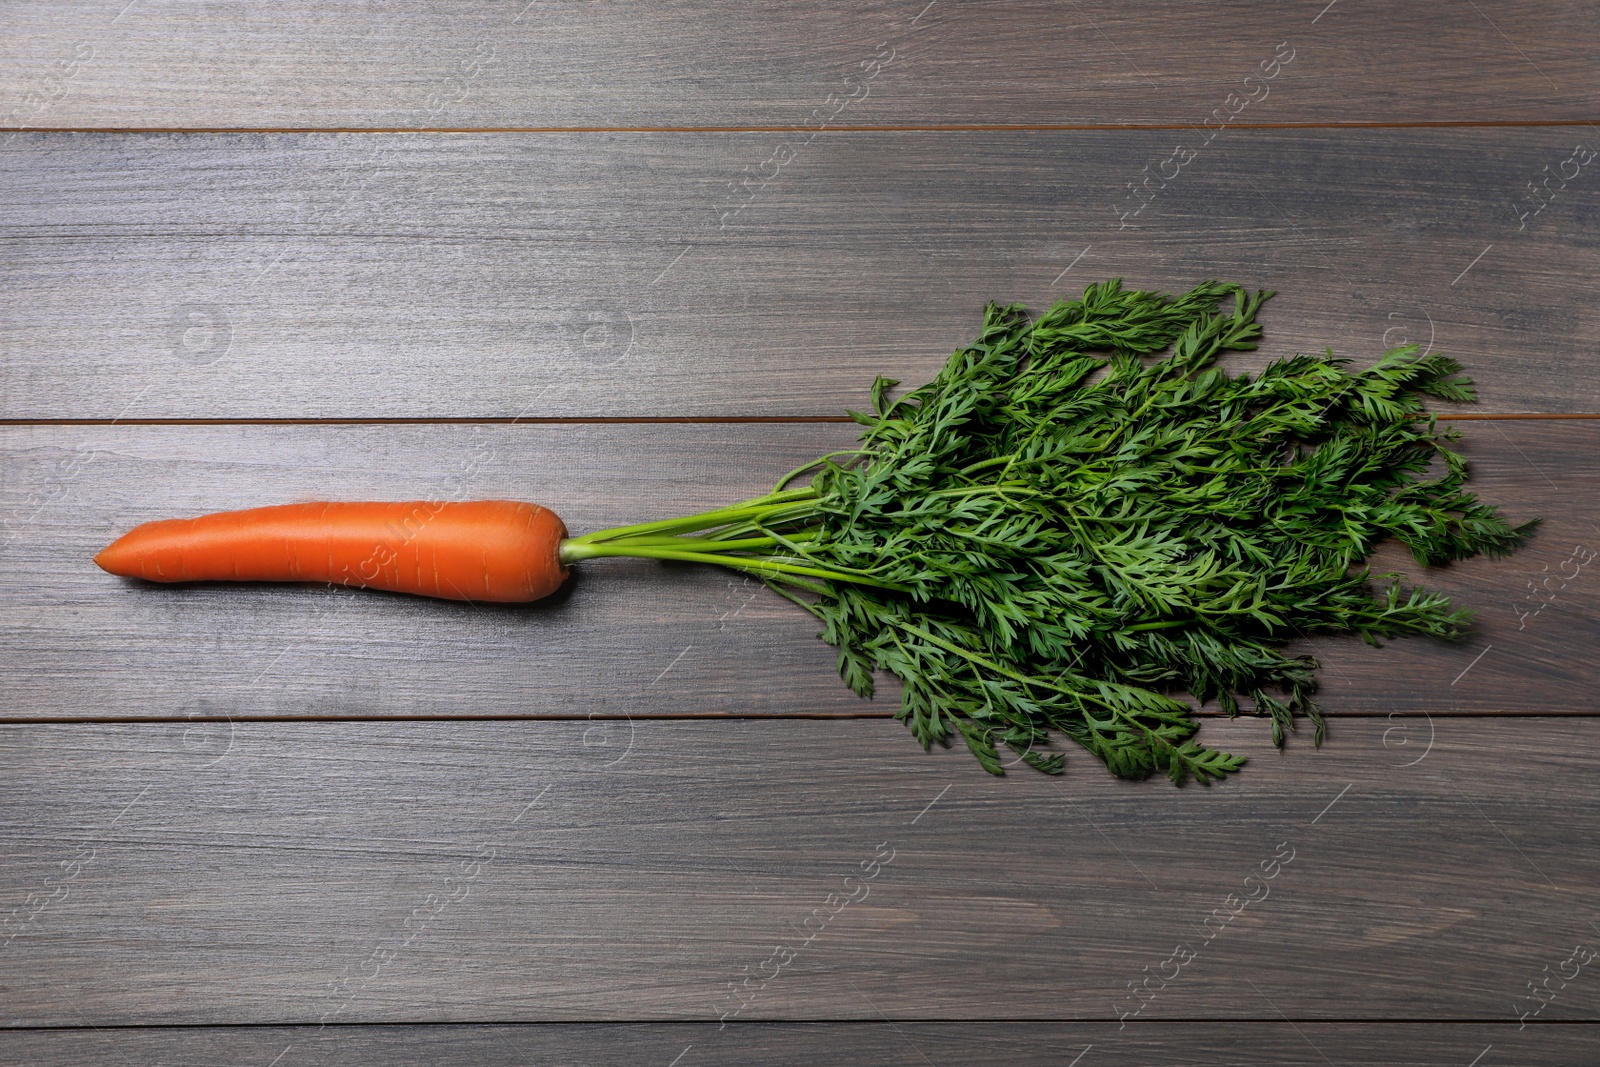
[93,500,569,603]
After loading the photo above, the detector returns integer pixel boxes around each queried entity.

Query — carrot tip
[93,539,137,577]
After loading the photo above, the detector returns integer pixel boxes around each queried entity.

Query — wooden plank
[0,1022,1594,1066]
[1,1,1594,129]
[0,716,1597,1025]
[1,128,1597,418]
[0,421,1588,721]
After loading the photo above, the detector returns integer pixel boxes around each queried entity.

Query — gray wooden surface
[3,1,1598,1062]
[2,718,1597,1025]
[0,1023,1593,1067]
[2,128,1597,417]
[1,0,1595,128]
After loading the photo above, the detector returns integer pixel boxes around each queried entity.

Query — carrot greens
[572,280,1538,781]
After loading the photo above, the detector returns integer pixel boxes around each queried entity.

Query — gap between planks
[3,712,1595,725]
[4,414,1599,427]
[9,120,1600,135]
[7,1018,1599,1028]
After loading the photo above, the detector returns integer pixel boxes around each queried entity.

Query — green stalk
[588,531,820,552]
[564,488,820,546]
[773,450,875,492]
[557,478,918,594]
[559,541,909,592]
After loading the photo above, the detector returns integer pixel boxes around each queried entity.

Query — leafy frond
[576,279,1535,784]
[792,280,1531,782]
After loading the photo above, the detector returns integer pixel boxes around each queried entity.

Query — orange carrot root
[93,500,569,603]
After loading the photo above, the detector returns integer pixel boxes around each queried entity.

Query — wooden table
[3,3,1598,1062]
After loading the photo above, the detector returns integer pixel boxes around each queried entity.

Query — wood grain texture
[3,0,1595,1054]
[2,128,1598,418]
[0,421,1586,721]
[1,1,1596,129]
[0,1023,1594,1066]
[0,716,1596,1025]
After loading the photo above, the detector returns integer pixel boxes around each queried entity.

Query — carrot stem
[565,489,819,545]
[561,542,909,591]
